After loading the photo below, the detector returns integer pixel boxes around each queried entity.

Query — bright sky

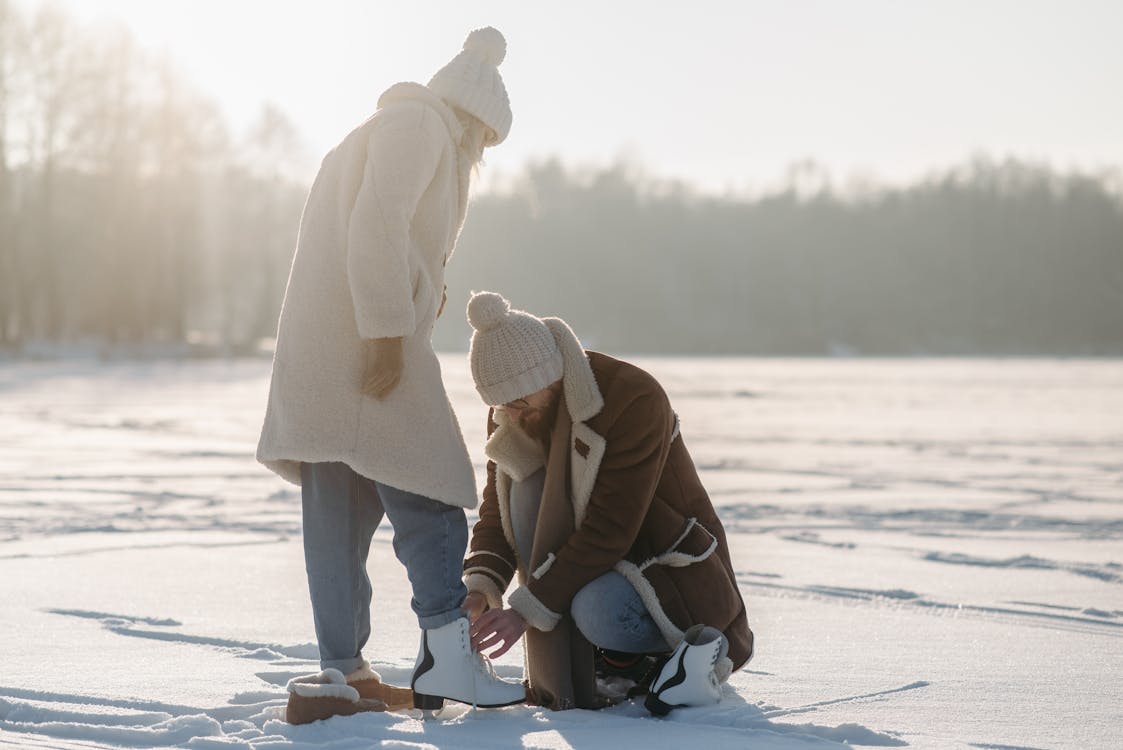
[22,0,1123,193]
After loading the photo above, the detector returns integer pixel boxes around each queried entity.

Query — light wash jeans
[511,469,668,654]
[301,461,468,673]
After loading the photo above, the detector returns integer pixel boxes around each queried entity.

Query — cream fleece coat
[256,82,477,509]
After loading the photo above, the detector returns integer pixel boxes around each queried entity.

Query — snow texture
[0,356,1120,749]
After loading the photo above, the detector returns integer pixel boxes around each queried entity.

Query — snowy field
[0,355,1120,750]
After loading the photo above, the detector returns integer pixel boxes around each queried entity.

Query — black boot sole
[644,692,675,717]
[413,692,524,710]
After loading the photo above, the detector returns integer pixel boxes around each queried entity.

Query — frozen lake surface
[0,356,1120,749]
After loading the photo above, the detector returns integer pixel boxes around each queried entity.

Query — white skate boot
[644,624,727,716]
[411,617,526,710]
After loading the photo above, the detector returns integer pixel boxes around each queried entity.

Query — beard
[515,392,561,442]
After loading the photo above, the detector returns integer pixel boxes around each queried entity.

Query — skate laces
[474,650,498,678]
[468,648,500,711]
[460,621,498,679]
[470,642,506,711]
[461,620,493,710]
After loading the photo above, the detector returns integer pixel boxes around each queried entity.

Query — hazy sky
[23,0,1123,193]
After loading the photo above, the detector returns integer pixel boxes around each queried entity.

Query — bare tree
[142,56,228,343]
[244,102,303,345]
[0,0,16,346]
[73,24,147,344]
[2,1,1120,358]
[21,3,84,341]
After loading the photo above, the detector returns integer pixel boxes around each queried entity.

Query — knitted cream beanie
[468,292,563,406]
[428,27,512,145]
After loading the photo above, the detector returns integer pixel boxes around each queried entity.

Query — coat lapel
[494,471,516,553]
[569,421,605,529]
[490,412,607,534]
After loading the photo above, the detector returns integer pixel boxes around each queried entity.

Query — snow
[0,356,1120,749]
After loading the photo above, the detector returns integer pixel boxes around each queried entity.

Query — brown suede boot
[349,677,413,710]
[285,692,389,725]
[285,667,397,725]
[345,660,413,711]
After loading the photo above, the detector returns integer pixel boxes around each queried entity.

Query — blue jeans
[510,470,668,654]
[570,571,670,654]
[301,461,468,673]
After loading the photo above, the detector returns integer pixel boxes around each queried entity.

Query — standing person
[256,28,525,724]
[460,292,754,713]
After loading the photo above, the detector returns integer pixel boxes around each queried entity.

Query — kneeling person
[460,292,754,713]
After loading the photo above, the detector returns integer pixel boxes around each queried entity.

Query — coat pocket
[639,517,718,572]
[642,530,742,640]
[625,516,742,650]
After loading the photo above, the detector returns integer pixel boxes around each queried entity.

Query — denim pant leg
[373,480,469,630]
[571,570,670,654]
[301,461,384,674]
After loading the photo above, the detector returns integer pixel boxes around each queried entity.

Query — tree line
[0,0,306,354]
[2,2,1120,357]
[437,158,1123,355]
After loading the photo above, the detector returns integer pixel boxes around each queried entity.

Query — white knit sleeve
[346,109,443,339]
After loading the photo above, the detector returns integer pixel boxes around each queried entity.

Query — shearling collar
[484,347,604,480]
[377,82,465,144]
[485,407,546,481]
[544,326,604,424]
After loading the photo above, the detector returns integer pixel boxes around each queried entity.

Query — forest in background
[0,1,307,354]
[2,2,1121,357]
[439,158,1123,355]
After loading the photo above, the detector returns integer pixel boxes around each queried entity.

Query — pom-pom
[463,27,506,67]
[467,291,511,332]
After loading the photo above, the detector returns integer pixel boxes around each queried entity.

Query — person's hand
[461,591,488,623]
[436,285,448,319]
[470,607,527,659]
[362,337,404,399]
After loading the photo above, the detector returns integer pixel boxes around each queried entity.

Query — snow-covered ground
[0,356,1120,750]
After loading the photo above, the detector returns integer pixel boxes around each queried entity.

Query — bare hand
[470,607,527,659]
[461,591,488,623]
[362,337,404,399]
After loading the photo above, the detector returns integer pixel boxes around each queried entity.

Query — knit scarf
[520,396,602,710]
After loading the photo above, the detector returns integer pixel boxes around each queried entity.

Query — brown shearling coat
[463,351,753,709]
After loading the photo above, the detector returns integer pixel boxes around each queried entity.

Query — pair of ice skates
[286,618,728,723]
[286,617,524,723]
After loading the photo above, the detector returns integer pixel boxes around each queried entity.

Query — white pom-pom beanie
[428,27,512,145]
[467,292,563,406]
